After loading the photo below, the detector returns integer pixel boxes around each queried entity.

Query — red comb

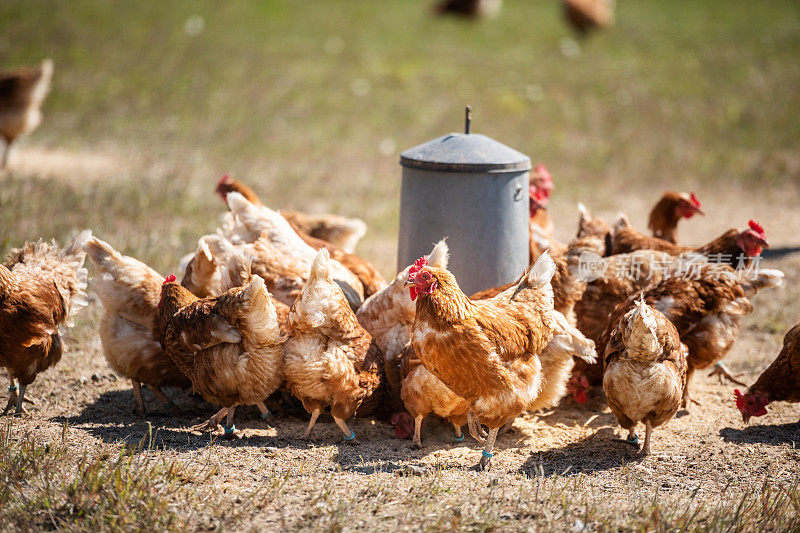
[409,256,429,280]
[163,274,177,285]
[533,164,551,181]
[748,220,765,236]
[690,192,701,208]
[733,389,744,409]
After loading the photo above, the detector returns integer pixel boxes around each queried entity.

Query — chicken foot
[467,411,489,442]
[2,377,35,416]
[478,427,500,471]
[333,416,356,444]
[708,362,746,386]
[12,384,28,416]
[191,407,229,432]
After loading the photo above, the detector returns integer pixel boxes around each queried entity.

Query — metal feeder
[398,107,531,294]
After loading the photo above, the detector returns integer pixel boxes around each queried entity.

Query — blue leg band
[261,411,272,420]
[482,450,493,458]
[627,433,639,444]
[453,434,465,442]
[224,425,236,434]
[344,430,356,440]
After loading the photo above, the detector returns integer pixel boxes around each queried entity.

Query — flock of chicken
[1,168,796,470]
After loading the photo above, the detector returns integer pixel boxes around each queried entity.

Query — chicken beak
[742,412,751,423]
[695,207,705,216]
[760,238,770,249]
[403,279,414,288]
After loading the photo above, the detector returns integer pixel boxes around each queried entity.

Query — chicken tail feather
[239,275,281,342]
[512,250,556,304]
[740,268,783,297]
[427,239,450,268]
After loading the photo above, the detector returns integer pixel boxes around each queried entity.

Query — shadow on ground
[719,422,800,446]
[520,427,640,477]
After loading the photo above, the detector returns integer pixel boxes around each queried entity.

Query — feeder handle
[465,105,471,134]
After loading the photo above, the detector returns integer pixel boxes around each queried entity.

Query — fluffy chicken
[179,234,291,334]
[647,191,704,244]
[561,0,614,36]
[357,240,448,414]
[576,203,613,256]
[401,242,597,447]
[734,321,800,423]
[603,297,688,456]
[216,174,368,254]
[0,230,89,414]
[157,275,284,437]
[569,249,680,402]
[471,235,605,323]
[607,264,782,408]
[84,237,191,414]
[0,58,53,168]
[408,251,558,469]
[433,0,502,18]
[399,342,470,447]
[283,249,383,441]
[220,191,366,308]
[562,0,614,35]
[612,217,769,267]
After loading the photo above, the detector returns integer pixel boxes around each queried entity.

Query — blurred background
[1,0,798,275]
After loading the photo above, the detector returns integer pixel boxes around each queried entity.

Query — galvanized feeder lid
[400,107,532,173]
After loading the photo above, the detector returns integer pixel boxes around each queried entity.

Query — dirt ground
[3,177,799,530]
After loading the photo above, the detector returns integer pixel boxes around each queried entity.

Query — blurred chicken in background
[433,0,502,19]
[0,58,52,169]
[562,0,614,35]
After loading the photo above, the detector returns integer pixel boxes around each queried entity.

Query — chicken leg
[410,415,424,449]
[223,406,237,440]
[478,427,500,471]
[499,417,516,434]
[12,384,28,416]
[708,362,746,386]
[0,138,10,170]
[148,385,178,411]
[639,421,653,457]
[303,408,321,439]
[681,368,701,410]
[256,401,272,421]
[132,380,146,416]
[333,416,356,444]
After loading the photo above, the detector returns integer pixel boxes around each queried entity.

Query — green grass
[3,419,798,532]
[1,0,799,274]
[0,421,193,531]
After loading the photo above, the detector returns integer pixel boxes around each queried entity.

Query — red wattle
[575,389,588,404]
